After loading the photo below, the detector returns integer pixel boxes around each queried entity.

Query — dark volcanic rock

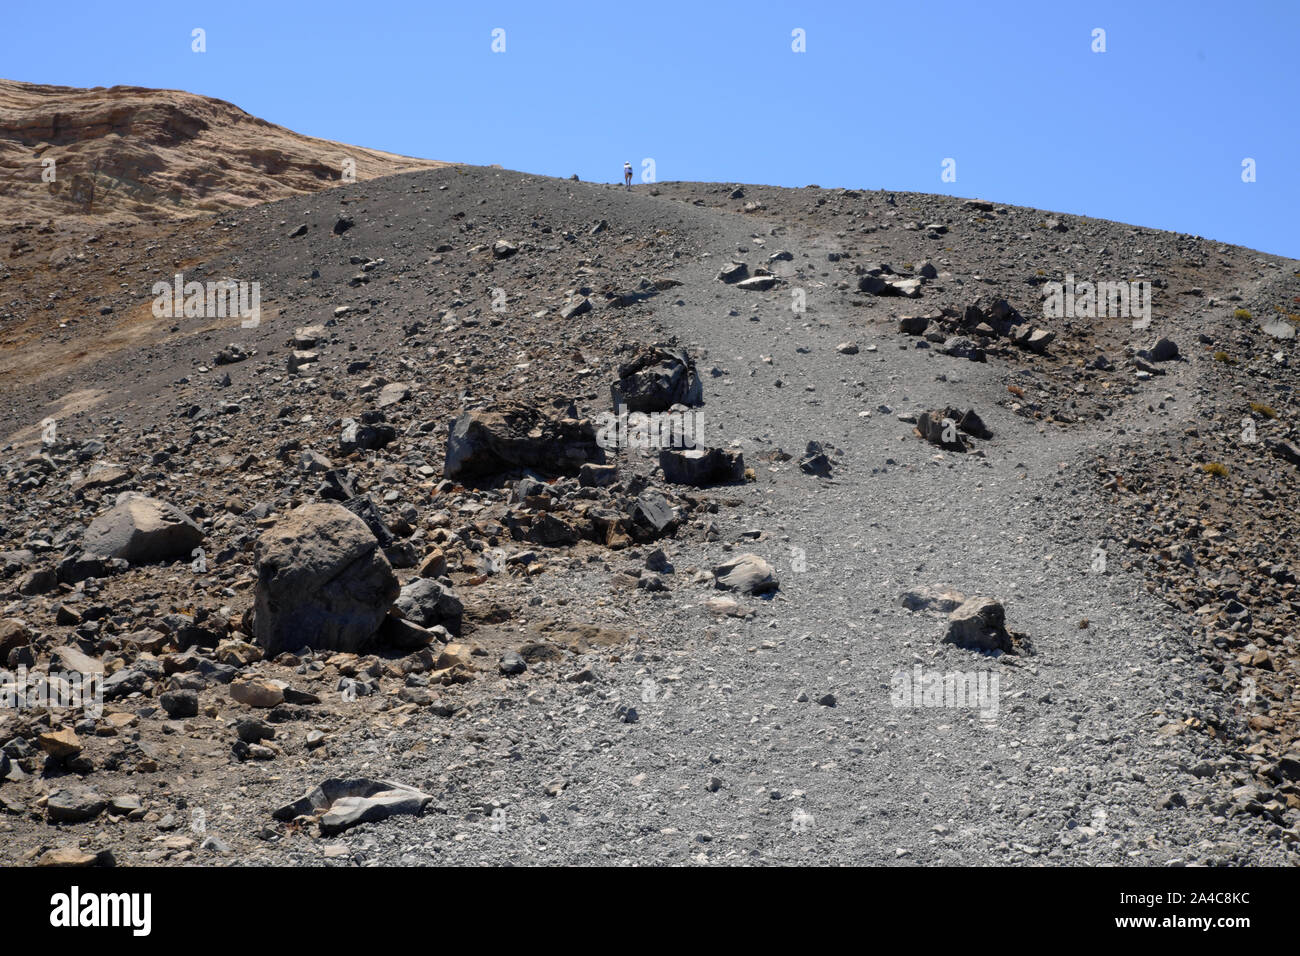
[250,503,399,656]
[717,261,749,284]
[799,441,833,477]
[47,787,107,824]
[944,597,1014,652]
[81,493,204,564]
[610,346,703,412]
[444,402,605,479]
[629,492,679,537]
[159,689,199,719]
[658,447,745,486]
[340,419,396,454]
[1137,337,1179,362]
[393,578,463,629]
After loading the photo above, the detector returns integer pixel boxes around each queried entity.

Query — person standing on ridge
[623,161,633,188]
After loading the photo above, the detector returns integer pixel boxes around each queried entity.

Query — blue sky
[4,0,1297,257]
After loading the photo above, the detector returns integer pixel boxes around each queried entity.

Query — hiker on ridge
[623,161,633,188]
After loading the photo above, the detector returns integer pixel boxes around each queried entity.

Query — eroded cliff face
[0,79,448,223]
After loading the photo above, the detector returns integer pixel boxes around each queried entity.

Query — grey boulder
[250,503,398,656]
[82,494,203,564]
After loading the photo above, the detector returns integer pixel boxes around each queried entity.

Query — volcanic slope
[1,165,1299,865]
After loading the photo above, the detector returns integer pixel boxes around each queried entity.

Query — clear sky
[4,0,1297,257]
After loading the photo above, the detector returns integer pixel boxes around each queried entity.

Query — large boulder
[82,493,203,564]
[610,346,703,412]
[250,503,398,656]
[898,315,933,335]
[530,513,580,546]
[444,402,605,479]
[46,787,107,824]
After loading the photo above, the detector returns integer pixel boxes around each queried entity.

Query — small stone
[435,643,473,670]
[713,553,779,595]
[37,848,101,867]
[46,787,107,823]
[159,690,199,719]
[109,795,142,815]
[499,652,527,676]
[200,835,233,855]
[38,728,83,759]
[944,597,1014,652]
[235,718,275,743]
[229,678,285,708]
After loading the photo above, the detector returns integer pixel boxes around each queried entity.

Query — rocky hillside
[1,164,1299,867]
[0,80,448,224]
